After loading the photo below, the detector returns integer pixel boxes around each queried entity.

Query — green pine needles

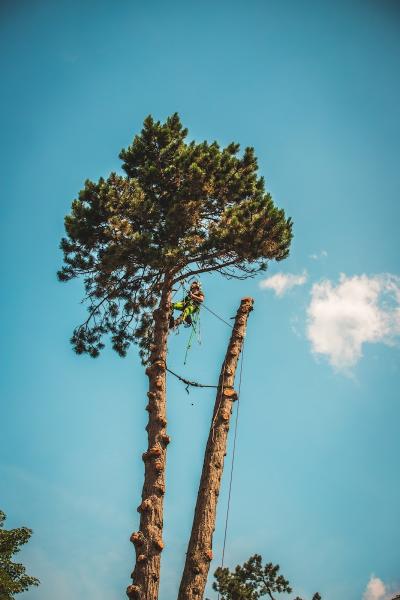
[0,511,39,600]
[58,113,293,362]
[211,554,321,600]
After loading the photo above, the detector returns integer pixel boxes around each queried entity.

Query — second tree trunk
[177,297,254,600]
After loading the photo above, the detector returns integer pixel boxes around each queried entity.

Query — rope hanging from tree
[178,281,233,329]
[168,281,234,386]
[220,338,245,570]
[165,367,218,393]
[168,290,247,581]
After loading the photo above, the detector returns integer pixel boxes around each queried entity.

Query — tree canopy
[211,554,321,600]
[0,511,39,600]
[59,113,292,361]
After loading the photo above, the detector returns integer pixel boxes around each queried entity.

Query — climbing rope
[180,282,233,329]
[166,290,234,391]
[170,281,233,370]
[201,302,233,329]
[220,337,245,571]
[168,287,247,587]
[166,366,218,392]
[183,309,201,365]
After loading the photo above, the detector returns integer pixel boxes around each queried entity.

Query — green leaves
[212,554,292,600]
[59,113,293,361]
[211,554,320,600]
[0,511,39,600]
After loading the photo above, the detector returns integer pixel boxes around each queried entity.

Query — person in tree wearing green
[170,281,204,328]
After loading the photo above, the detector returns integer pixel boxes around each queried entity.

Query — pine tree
[0,511,39,600]
[210,554,321,600]
[58,114,293,600]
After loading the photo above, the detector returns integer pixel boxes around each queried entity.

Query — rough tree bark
[127,273,173,600]
[177,297,254,600]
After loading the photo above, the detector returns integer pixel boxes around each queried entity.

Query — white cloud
[363,575,400,600]
[364,577,387,600]
[309,250,328,260]
[260,271,308,297]
[307,274,400,371]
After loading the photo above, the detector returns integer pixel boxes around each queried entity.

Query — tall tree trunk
[177,297,254,600]
[127,274,173,600]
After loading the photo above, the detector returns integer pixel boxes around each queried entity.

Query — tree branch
[172,259,238,284]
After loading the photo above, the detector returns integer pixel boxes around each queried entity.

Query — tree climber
[170,281,205,329]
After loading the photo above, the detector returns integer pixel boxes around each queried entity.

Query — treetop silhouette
[58,113,292,362]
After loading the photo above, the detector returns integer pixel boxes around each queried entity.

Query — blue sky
[0,1,399,599]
